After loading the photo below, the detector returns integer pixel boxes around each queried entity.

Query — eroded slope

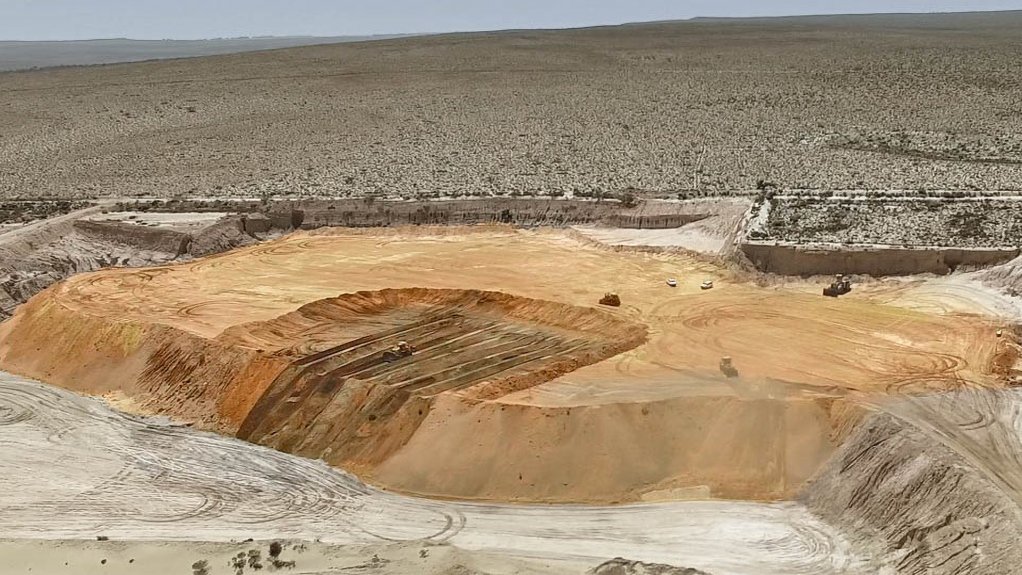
[802,390,1022,574]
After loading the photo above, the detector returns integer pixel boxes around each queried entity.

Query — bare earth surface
[0,227,1011,505]
[572,198,751,255]
[0,539,580,575]
[3,12,1022,573]
[0,372,868,575]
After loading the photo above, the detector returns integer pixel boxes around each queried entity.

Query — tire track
[0,371,869,574]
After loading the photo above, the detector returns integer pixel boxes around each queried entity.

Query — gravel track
[0,371,868,574]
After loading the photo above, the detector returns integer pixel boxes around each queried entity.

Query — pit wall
[801,410,1022,574]
[603,214,707,229]
[188,216,257,257]
[0,287,287,431]
[74,220,192,256]
[255,199,708,230]
[370,392,846,503]
[741,242,1020,276]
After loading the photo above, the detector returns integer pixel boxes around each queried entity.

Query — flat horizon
[1,7,1019,42]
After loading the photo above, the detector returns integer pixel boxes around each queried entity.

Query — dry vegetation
[751,192,1022,247]
[820,131,1022,164]
[1,12,1021,200]
[0,199,90,224]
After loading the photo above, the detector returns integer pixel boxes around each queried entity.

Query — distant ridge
[5,9,1022,73]
[686,10,1022,23]
[0,34,418,72]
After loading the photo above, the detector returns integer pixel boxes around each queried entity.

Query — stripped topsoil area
[0,226,1013,503]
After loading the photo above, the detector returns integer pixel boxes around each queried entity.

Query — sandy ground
[0,539,579,575]
[0,226,1011,503]
[0,372,871,575]
[892,275,1022,323]
[41,227,1005,393]
[574,225,726,254]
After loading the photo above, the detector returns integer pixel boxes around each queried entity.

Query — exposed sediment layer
[73,220,192,256]
[741,242,1020,276]
[276,198,707,230]
[230,288,647,470]
[0,286,645,422]
[0,227,1008,503]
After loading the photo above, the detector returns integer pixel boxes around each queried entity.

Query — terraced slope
[0,227,1011,502]
[227,289,646,467]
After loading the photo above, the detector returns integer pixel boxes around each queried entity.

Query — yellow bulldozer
[823,274,852,298]
[382,341,414,362]
[719,356,739,378]
[599,292,622,307]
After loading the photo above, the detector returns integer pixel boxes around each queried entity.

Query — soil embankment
[74,220,192,255]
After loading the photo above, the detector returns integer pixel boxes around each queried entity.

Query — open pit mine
[1,220,1021,574]
[4,10,1022,575]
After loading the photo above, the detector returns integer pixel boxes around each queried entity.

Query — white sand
[0,539,578,575]
[0,373,871,575]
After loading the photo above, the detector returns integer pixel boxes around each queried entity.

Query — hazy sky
[2,0,1020,40]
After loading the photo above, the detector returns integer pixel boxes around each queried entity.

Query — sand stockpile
[0,227,1012,503]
